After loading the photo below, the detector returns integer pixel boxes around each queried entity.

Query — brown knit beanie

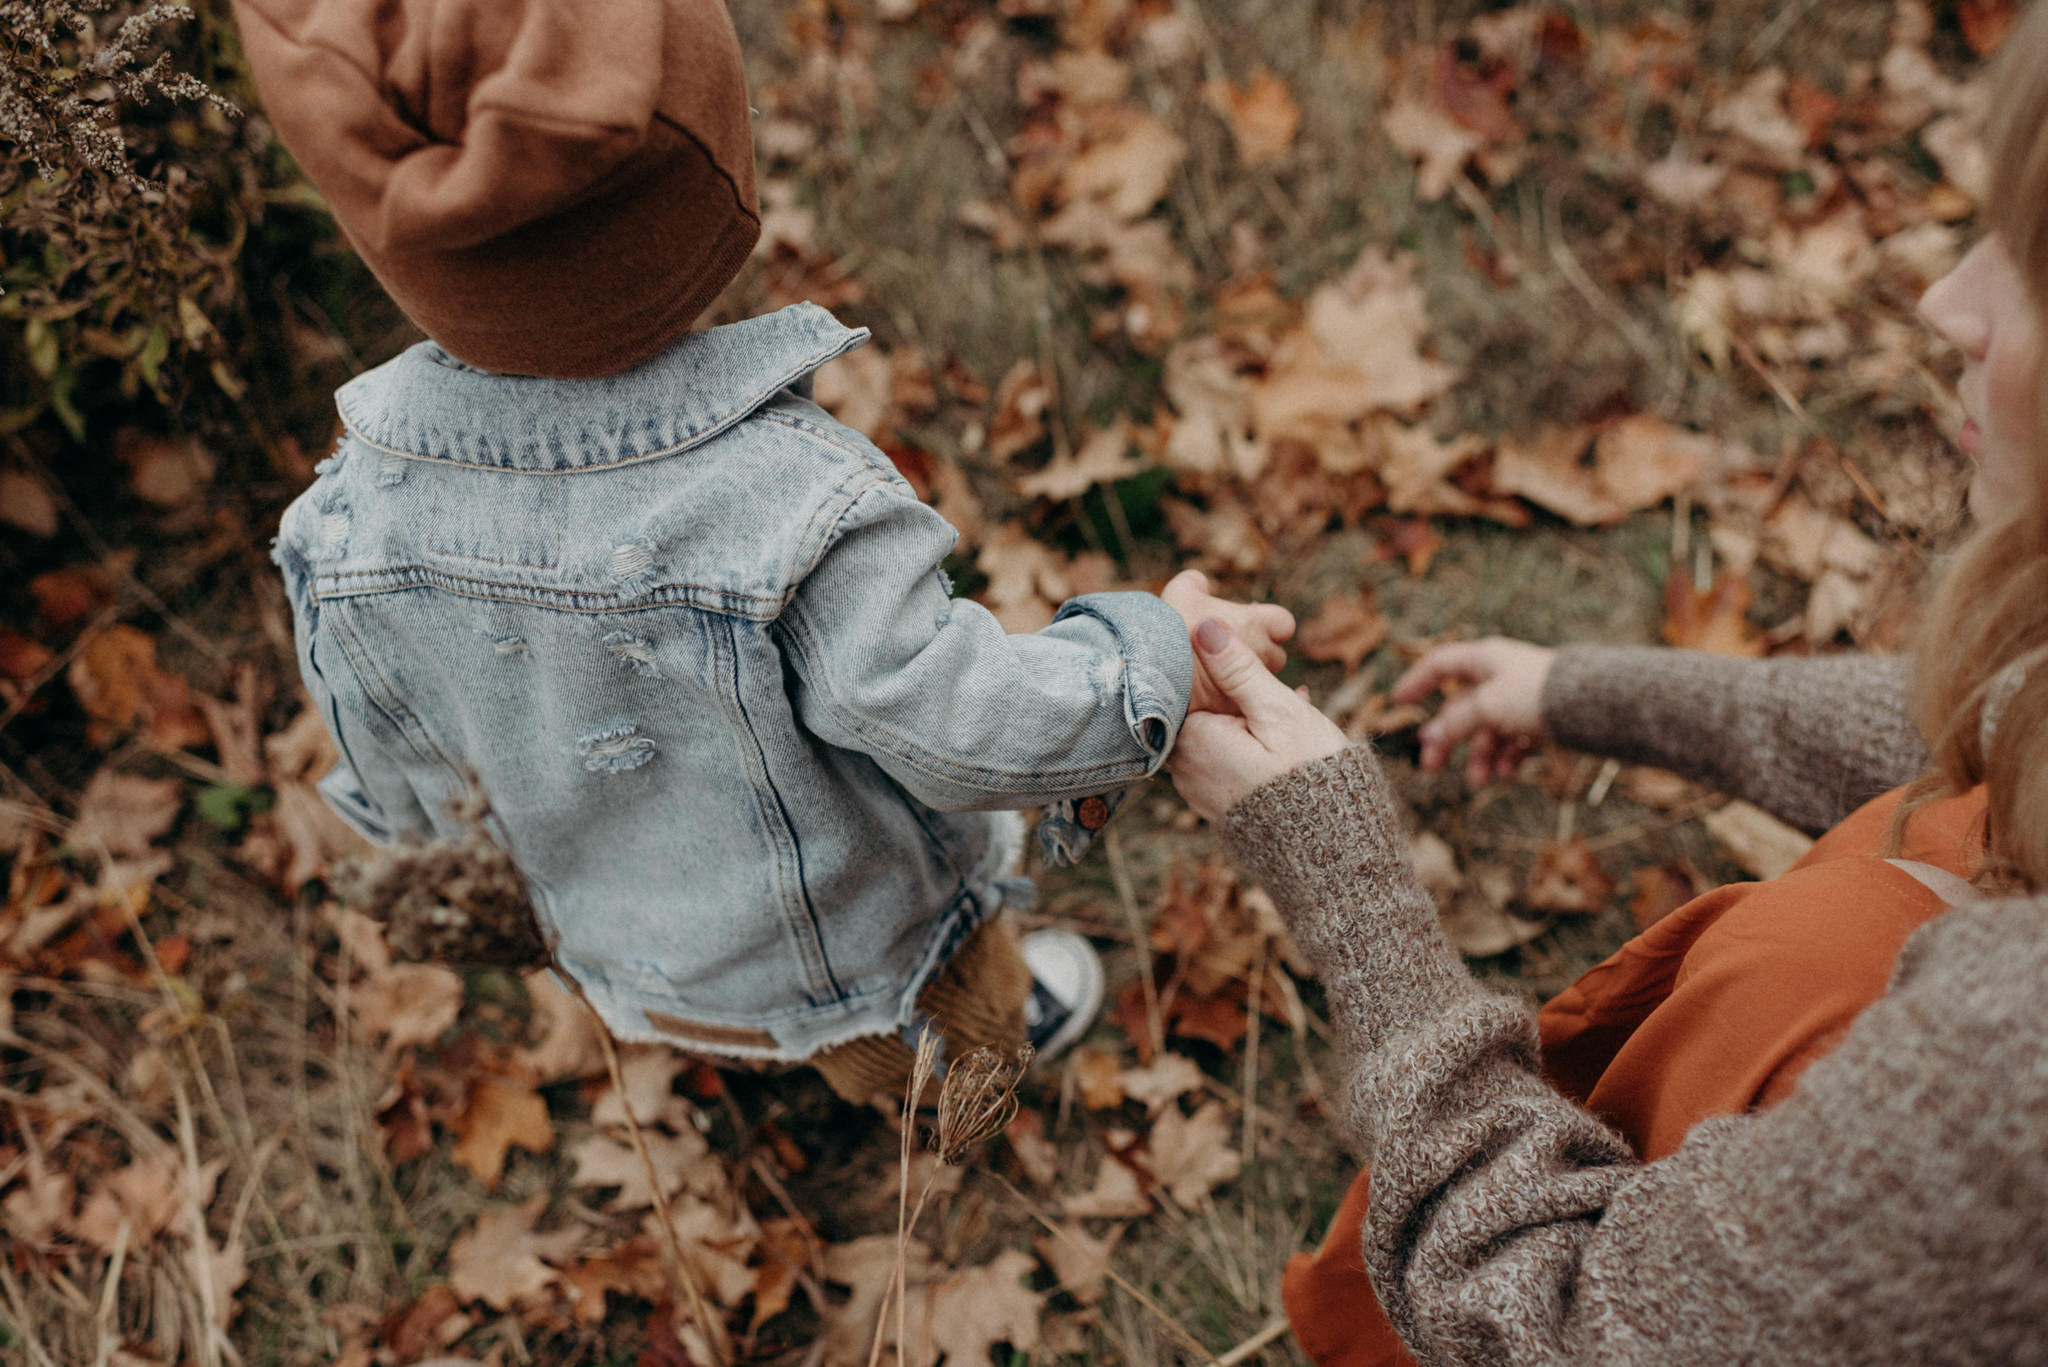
[232,0,760,378]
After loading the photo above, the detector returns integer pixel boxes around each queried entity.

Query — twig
[1240,936,1264,1170]
[569,984,726,1367]
[172,1078,225,1367]
[991,1173,1222,1365]
[1729,334,1896,524]
[1105,829,1164,1059]
[1214,1315,1294,1367]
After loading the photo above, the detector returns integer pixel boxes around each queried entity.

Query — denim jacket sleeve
[776,478,1194,812]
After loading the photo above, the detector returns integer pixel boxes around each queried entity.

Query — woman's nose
[1918,242,1992,357]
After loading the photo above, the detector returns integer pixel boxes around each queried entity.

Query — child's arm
[776,479,1272,812]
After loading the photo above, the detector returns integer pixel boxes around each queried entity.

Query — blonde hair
[1898,0,2048,889]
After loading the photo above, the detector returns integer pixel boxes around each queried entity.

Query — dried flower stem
[867,1028,941,1367]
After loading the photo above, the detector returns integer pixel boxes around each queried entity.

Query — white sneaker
[1019,928,1105,1063]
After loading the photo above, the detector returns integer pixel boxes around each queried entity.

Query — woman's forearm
[1541,648,1926,834]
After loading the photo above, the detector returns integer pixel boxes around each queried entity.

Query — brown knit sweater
[1222,646,2048,1366]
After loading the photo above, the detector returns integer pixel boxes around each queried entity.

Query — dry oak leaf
[2,1152,75,1244]
[1629,863,1704,931]
[69,1148,225,1249]
[1382,84,1485,201]
[1704,801,1815,881]
[820,1233,935,1367]
[116,430,216,508]
[591,1045,694,1131]
[1034,1220,1124,1307]
[1202,68,1301,166]
[1301,250,1460,417]
[1055,106,1186,222]
[1062,1145,1153,1219]
[1522,837,1615,915]
[1117,1052,1204,1115]
[920,1248,1044,1366]
[1295,588,1391,673]
[1146,1100,1241,1212]
[1072,1046,1126,1110]
[352,962,462,1054]
[452,1077,555,1189]
[70,769,182,858]
[749,1218,819,1333]
[562,1236,668,1326]
[1440,866,1551,959]
[0,468,58,537]
[974,521,1075,633]
[1661,567,1764,657]
[644,1193,761,1308]
[568,1126,713,1211]
[1017,419,1144,501]
[447,1195,583,1311]
[67,624,209,751]
[1005,1107,1062,1187]
[517,968,608,1083]
[1166,990,1250,1053]
[1371,421,1517,522]
[1162,493,1272,575]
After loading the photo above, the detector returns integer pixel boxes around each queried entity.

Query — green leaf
[196,784,274,833]
[24,317,58,380]
[136,321,172,394]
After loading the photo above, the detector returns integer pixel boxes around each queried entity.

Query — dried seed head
[933,1043,1033,1164]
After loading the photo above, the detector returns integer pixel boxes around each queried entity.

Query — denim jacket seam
[326,606,467,785]
[338,336,863,473]
[776,602,1158,794]
[712,617,845,1005]
[313,567,793,618]
[779,456,898,594]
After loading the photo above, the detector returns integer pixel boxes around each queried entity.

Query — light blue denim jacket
[274,303,1194,1060]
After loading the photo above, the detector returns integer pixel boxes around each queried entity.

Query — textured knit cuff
[1220,745,1472,1059]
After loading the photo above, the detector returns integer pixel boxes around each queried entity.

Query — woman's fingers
[1391,641,1493,705]
[1193,618,1297,729]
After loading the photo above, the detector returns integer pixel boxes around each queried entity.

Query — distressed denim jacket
[274,303,1194,1060]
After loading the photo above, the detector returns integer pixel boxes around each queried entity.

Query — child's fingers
[1254,602,1297,641]
[1466,729,1497,789]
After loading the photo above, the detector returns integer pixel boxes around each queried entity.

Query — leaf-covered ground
[0,0,2002,1363]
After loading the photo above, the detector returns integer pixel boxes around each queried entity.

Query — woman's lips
[1958,418,1981,453]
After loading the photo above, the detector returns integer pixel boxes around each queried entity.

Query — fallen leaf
[1661,567,1764,656]
[1145,1101,1241,1211]
[1295,588,1390,672]
[1166,990,1249,1053]
[1054,106,1186,222]
[380,1284,464,1361]
[1383,85,1484,201]
[1117,1053,1203,1115]
[0,468,59,537]
[918,1248,1043,1367]
[1062,1148,1153,1219]
[1704,801,1814,880]
[1522,837,1615,915]
[1033,1221,1123,1307]
[1016,420,1144,501]
[568,1127,712,1211]
[1202,68,1301,166]
[1072,1047,1126,1109]
[749,1218,818,1333]
[821,1232,934,1367]
[67,625,210,750]
[561,1236,668,1326]
[69,770,182,858]
[447,1196,582,1310]
[518,969,608,1083]
[1440,867,1551,958]
[351,963,463,1054]
[1629,863,1704,931]
[116,430,216,507]
[1005,1108,1061,1187]
[451,1077,556,1188]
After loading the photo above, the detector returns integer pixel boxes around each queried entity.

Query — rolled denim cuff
[1052,590,1194,770]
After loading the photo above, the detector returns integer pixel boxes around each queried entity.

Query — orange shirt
[1284,785,1987,1367]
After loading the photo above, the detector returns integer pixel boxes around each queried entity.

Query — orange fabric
[1282,785,1987,1367]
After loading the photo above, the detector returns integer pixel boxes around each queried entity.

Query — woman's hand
[1168,619,1348,824]
[1160,569,1296,716]
[1390,637,1556,786]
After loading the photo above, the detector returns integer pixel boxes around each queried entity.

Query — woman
[1167,7,2048,1362]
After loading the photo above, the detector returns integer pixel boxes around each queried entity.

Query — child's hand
[1390,637,1555,786]
[1161,570,1296,716]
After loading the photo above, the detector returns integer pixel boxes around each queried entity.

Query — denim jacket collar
[334,302,869,473]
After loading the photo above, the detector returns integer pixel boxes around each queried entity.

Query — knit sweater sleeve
[1539,647,1926,834]
[1224,744,2048,1367]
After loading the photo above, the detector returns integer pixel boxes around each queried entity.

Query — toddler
[235,0,1290,1101]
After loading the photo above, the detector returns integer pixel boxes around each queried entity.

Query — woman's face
[1919,234,2045,513]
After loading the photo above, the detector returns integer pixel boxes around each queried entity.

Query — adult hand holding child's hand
[1167,619,1347,825]
[1160,569,1296,716]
